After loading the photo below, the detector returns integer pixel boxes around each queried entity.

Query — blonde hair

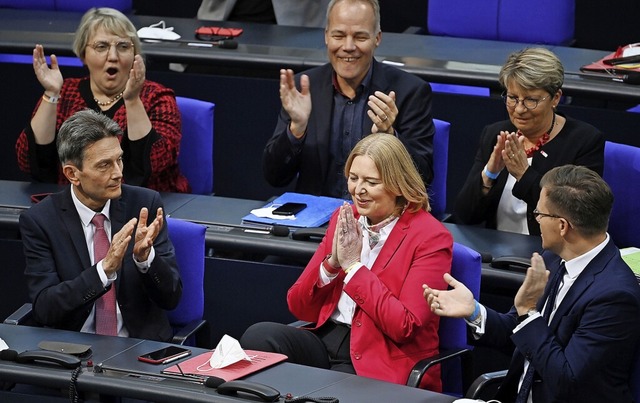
[498,47,564,96]
[73,7,142,60]
[344,134,430,212]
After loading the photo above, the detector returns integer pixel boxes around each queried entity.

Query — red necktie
[92,213,118,336]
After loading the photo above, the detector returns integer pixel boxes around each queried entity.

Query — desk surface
[0,323,455,402]
[1,9,637,102]
[0,180,541,264]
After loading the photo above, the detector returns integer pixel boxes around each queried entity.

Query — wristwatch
[517,309,538,324]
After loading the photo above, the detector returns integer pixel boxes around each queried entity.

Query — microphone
[213,39,238,49]
[203,376,226,388]
[0,349,18,361]
[270,225,290,237]
[621,73,640,85]
[186,39,238,49]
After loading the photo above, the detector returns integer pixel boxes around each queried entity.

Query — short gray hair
[498,47,564,96]
[73,7,142,60]
[57,109,123,169]
[326,0,381,34]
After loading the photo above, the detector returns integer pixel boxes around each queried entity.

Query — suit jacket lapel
[57,188,92,270]
[548,240,614,329]
[313,65,336,179]
[369,210,412,274]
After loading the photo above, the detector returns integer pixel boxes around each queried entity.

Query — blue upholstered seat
[427,0,575,45]
[0,0,132,12]
[166,217,210,347]
[407,242,482,396]
[175,96,215,195]
[429,119,450,220]
[602,141,640,248]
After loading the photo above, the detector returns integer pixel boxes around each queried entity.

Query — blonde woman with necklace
[241,133,452,392]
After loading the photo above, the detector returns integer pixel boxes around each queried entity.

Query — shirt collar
[331,62,374,98]
[70,185,111,227]
[563,233,610,279]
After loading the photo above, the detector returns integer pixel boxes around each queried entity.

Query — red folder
[580,44,640,77]
[162,350,287,381]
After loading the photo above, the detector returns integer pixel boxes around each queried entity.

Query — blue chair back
[176,96,215,195]
[0,0,132,12]
[165,217,206,329]
[429,119,450,220]
[427,0,574,45]
[440,242,482,395]
[602,141,640,248]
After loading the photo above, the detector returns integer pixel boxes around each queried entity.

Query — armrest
[406,347,473,392]
[490,256,531,273]
[172,319,212,349]
[4,303,33,325]
[465,369,507,399]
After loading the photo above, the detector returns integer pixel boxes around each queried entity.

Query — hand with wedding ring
[502,132,529,181]
[367,90,398,134]
[124,54,146,101]
[335,203,362,270]
[423,273,475,318]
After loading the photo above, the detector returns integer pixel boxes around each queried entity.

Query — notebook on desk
[241,192,344,229]
[162,350,287,382]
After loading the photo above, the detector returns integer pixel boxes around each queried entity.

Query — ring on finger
[380,115,388,122]
[510,153,515,159]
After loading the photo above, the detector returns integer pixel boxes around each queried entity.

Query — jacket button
[354,353,361,360]
[354,320,362,327]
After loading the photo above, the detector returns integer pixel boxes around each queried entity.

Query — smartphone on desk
[272,202,307,216]
[138,346,191,365]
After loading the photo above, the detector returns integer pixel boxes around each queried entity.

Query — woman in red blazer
[241,133,452,391]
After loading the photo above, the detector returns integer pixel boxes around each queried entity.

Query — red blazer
[287,205,452,391]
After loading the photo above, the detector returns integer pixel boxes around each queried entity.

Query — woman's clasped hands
[329,203,362,273]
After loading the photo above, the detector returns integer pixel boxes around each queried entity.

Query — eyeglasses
[88,40,134,55]
[502,92,550,110]
[532,208,562,220]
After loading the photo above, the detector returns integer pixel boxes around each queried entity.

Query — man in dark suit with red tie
[423,164,640,402]
[19,109,182,342]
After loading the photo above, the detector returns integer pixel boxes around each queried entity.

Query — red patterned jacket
[16,77,190,193]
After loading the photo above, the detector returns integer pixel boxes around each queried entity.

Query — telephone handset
[17,350,82,369]
[216,380,280,402]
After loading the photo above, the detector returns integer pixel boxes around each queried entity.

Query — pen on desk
[188,42,213,48]
[162,351,191,365]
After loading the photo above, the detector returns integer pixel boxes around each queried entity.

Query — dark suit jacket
[477,240,640,402]
[19,184,182,341]
[453,115,604,235]
[263,59,435,196]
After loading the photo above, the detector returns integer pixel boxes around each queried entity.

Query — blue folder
[241,192,346,228]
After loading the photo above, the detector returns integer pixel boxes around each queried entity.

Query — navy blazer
[263,59,435,196]
[19,184,182,342]
[478,240,640,402]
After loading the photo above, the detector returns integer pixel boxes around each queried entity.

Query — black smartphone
[137,346,191,365]
[272,202,307,216]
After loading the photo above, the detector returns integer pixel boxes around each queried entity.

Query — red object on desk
[163,350,287,381]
